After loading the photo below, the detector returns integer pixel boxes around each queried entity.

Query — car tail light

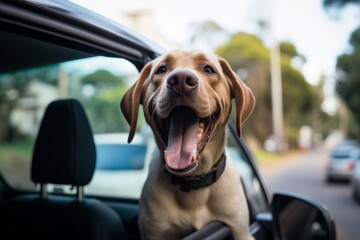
[349,161,355,171]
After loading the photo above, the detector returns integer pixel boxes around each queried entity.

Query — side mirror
[272,192,336,240]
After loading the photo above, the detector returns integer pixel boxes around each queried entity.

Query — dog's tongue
[164,107,198,170]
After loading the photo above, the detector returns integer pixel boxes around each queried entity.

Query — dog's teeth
[198,128,203,141]
[198,122,205,141]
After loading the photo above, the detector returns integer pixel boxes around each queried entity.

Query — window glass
[95,144,147,170]
[227,132,269,217]
[0,48,142,196]
[85,131,155,198]
[0,32,270,206]
[331,147,354,159]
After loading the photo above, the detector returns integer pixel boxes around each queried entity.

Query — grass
[0,139,34,190]
[0,139,34,165]
[253,149,300,165]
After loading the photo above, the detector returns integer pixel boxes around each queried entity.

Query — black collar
[165,154,226,192]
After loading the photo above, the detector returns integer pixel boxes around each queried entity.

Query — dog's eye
[204,65,216,74]
[155,66,167,74]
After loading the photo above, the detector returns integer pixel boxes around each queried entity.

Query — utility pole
[256,0,285,152]
[267,0,285,153]
[270,42,285,153]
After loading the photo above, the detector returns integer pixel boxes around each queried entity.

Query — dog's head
[121,50,255,175]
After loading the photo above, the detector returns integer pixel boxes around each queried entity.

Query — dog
[120,50,255,240]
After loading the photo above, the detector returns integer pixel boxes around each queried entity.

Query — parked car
[86,132,155,198]
[325,145,358,182]
[0,1,336,239]
[48,131,154,198]
[337,139,359,148]
[350,149,360,203]
[84,131,268,213]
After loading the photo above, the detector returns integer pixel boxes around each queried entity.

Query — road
[260,147,360,240]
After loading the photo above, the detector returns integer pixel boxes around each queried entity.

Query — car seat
[0,99,127,240]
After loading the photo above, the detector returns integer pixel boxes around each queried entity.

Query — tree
[335,27,360,126]
[216,33,272,144]
[0,65,59,142]
[279,42,299,58]
[322,0,360,138]
[81,69,122,87]
[79,69,132,133]
[216,33,316,147]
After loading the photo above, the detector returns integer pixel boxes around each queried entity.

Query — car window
[0,31,142,193]
[227,132,269,218]
[96,144,147,170]
[331,147,355,159]
[0,31,269,218]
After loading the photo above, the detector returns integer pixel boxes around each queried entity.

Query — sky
[72,0,360,112]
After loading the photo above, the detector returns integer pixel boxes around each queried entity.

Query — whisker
[155,165,165,175]
[160,166,173,186]
[192,162,202,176]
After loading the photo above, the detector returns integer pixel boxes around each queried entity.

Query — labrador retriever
[120,50,255,240]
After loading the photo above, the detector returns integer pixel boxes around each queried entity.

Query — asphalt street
[260,147,360,240]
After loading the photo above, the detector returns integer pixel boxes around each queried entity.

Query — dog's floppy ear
[120,62,152,143]
[219,57,255,137]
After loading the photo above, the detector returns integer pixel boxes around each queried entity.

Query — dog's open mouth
[158,106,216,173]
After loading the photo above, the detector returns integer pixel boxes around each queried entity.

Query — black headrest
[31,99,96,186]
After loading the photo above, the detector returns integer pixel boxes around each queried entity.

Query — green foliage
[0,138,33,165]
[0,65,59,101]
[0,65,60,142]
[217,33,272,143]
[0,63,135,142]
[81,69,124,87]
[217,33,270,69]
[279,42,299,59]
[83,86,125,133]
[215,32,316,147]
[350,26,360,46]
[78,69,130,133]
[281,60,316,117]
[336,27,360,126]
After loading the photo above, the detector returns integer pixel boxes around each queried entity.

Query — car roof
[29,0,165,53]
[337,139,358,148]
[0,0,164,73]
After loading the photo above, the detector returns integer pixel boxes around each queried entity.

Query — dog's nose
[167,69,198,95]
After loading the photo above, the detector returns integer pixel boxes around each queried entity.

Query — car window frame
[227,121,272,210]
[0,0,159,72]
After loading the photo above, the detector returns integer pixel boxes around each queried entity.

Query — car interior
[0,99,127,239]
[0,27,271,239]
[0,1,340,239]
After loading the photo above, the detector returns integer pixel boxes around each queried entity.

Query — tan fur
[120,50,255,240]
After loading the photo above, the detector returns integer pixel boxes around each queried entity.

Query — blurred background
[71,0,360,152]
[70,0,360,239]
[1,0,360,239]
